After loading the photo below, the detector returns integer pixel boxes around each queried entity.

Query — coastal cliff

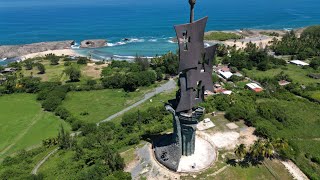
[0,40,75,59]
[0,39,108,59]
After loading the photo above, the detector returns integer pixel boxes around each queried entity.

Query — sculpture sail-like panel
[154,1,217,171]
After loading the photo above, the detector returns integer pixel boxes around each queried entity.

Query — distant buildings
[214,65,243,81]
[290,60,309,66]
[1,68,17,74]
[246,83,263,92]
[278,80,291,86]
[218,70,233,79]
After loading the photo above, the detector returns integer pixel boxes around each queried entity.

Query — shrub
[64,61,72,66]
[55,106,71,120]
[86,79,97,86]
[42,97,62,111]
[65,66,81,82]
[36,63,46,74]
[127,135,140,145]
[81,123,97,136]
[77,57,89,64]
[71,120,83,131]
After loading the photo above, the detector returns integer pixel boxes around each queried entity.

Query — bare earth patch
[82,63,109,79]
[210,131,240,150]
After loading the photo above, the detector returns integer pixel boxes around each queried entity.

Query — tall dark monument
[154,0,216,171]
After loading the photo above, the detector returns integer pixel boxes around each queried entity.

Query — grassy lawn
[256,98,320,178]
[243,64,320,85]
[61,84,166,124]
[111,89,177,125]
[0,146,59,179]
[22,60,97,82]
[0,94,70,159]
[205,32,243,41]
[38,150,78,179]
[307,90,320,101]
[22,60,70,82]
[215,159,292,180]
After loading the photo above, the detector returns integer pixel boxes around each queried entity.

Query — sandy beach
[20,49,79,60]
[208,36,280,49]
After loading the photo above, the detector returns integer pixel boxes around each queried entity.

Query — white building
[218,70,233,79]
[290,60,309,66]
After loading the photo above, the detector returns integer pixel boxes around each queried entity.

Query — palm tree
[272,138,288,150]
[264,139,275,158]
[250,141,261,160]
[235,144,247,160]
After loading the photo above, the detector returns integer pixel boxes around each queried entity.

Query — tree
[20,76,41,93]
[77,57,89,64]
[155,68,163,81]
[123,73,139,92]
[235,144,247,160]
[65,66,81,82]
[134,56,149,71]
[36,63,46,74]
[24,59,34,70]
[46,54,60,65]
[4,75,17,93]
[310,57,320,70]
[57,124,73,149]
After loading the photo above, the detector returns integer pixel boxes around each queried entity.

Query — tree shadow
[226,158,237,166]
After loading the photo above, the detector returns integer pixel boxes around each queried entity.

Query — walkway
[97,79,176,125]
[31,147,59,175]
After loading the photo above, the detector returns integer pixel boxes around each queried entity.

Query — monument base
[153,134,181,171]
[154,134,216,172]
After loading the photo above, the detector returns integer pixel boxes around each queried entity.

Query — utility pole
[189,0,196,23]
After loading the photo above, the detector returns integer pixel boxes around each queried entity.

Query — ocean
[0,0,320,59]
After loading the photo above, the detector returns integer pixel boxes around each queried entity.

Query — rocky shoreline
[0,27,308,59]
[0,39,107,59]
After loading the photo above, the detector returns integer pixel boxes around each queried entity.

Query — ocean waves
[106,37,176,47]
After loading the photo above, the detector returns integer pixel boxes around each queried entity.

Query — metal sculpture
[154,0,216,171]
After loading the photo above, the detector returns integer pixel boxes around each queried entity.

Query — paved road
[31,147,59,175]
[97,79,176,125]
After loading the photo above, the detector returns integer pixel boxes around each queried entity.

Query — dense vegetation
[204,31,243,41]
[222,42,286,71]
[0,52,178,179]
[271,26,320,59]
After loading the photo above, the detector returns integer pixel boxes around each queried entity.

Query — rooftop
[290,60,309,66]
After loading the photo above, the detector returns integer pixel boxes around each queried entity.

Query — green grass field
[204,32,243,41]
[22,60,92,82]
[0,146,59,179]
[61,87,158,123]
[214,160,292,180]
[243,64,320,85]
[308,91,320,101]
[0,94,70,159]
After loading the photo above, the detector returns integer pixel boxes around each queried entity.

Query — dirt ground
[82,63,109,79]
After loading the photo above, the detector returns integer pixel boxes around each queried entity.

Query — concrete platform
[226,122,239,130]
[177,136,216,172]
[197,119,215,131]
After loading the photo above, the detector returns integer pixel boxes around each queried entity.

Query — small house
[246,83,263,92]
[218,70,233,80]
[278,80,291,86]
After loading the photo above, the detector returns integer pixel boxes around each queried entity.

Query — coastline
[0,26,313,64]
